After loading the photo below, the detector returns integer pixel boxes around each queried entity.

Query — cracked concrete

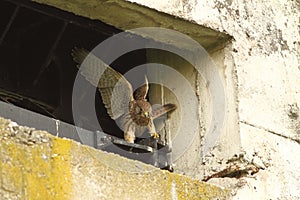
[124,0,300,199]
[238,122,300,199]
[241,120,300,144]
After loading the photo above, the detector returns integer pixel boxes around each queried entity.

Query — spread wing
[72,47,134,120]
[134,76,148,100]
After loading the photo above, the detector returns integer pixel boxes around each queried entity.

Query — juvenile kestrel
[72,47,176,143]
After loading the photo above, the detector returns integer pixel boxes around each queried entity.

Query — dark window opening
[0,0,183,171]
[0,0,148,140]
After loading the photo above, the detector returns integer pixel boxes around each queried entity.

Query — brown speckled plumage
[72,47,176,143]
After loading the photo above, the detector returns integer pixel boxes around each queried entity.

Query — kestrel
[72,47,176,143]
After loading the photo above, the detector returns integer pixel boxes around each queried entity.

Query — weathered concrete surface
[26,0,300,198]
[32,0,231,51]
[128,0,300,144]
[206,122,300,199]
[0,118,72,200]
[122,0,300,199]
[236,122,300,199]
[0,117,229,200]
[146,46,240,179]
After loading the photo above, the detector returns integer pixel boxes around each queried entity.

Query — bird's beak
[143,111,149,117]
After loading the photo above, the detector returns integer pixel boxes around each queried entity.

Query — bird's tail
[152,103,177,119]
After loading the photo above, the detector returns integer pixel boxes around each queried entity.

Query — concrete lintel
[32,0,231,51]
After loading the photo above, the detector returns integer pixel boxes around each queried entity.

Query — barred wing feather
[72,47,134,120]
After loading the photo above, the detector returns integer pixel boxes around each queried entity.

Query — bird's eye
[135,107,141,113]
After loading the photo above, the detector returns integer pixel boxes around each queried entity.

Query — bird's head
[136,100,152,118]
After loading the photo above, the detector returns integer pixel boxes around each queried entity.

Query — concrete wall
[146,46,240,179]
[124,0,300,199]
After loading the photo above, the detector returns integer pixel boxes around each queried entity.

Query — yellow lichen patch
[23,143,52,199]
[0,142,24,195]
[0,118,73,199]
[0,139,52,199]
[48,137,73,199]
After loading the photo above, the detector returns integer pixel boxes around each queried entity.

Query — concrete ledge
[0,117,72,200]
[0,117,228,199]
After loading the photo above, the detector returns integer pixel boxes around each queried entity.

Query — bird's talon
[151,133,159,139]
